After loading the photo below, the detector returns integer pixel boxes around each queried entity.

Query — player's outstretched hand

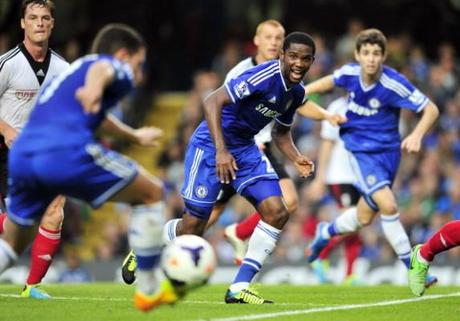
[401,133,422,153]
[294,155,315,178]
[325,113,347,126]
[216,149,238,184]
[76,86,103,114]
[134,126,163,147]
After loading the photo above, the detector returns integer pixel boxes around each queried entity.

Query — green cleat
[409,244,430,296]
[20,284,51,299]
[121,250,137,285]
[225,286,273,304]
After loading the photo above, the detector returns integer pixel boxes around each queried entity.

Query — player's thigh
[110,165,163,204]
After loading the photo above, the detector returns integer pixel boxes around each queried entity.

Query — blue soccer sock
[229,220,281,292]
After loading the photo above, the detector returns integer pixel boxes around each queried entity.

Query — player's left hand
[294,155,315,178]
[401,133,422,153]
[134,126,163,147]
[76,86,103,114]
[326,113,347,126]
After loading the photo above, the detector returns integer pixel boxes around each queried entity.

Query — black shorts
[327,184,360,208]
[0,138,8,199]
[263,143,289,179]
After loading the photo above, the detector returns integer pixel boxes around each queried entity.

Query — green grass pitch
[1,283,459,321]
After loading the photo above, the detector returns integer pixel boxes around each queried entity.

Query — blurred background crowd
[1,0,460,281]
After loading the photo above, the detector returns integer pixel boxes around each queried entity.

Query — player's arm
[98,114,163,147]
[401,101,439,153]
[75,61,115,114]
[297,100,346,125]
[0,119,18,148]
[304,75,335,95]
[203,86,238,184]
[271,122,314,178]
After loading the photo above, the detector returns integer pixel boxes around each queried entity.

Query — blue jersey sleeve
[224,67,272,104]
[385,74,429,113]
[333,64,360,90]
[105,58,134,98]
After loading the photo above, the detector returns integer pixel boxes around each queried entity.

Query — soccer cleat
[134,278,180,312]
[20,284,51,299]
[311,259,331,284]
[122,250,137,285]
[425,274,438,288]
[307,222,330,263]
[224,286,273,304]
[408,244,430,296]
[224,224,248,266]
[343,274,364,286]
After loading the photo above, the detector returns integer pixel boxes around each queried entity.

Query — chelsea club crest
[195,185,208,198]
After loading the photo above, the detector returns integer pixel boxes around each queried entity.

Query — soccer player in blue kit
[0,24,178,312]
[304,29,439,287]
[162,32,316,304]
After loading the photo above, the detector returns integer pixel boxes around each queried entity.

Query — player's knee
[263,201,289,228]
[41,207,64,229]
[358,215,374,226]
[378,201,398,215]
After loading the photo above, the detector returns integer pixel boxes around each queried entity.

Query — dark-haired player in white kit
[0,0,68,299]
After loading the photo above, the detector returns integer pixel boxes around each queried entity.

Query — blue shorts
[7,143,138,226]
[347,150,400,211]
[181,143,280,219]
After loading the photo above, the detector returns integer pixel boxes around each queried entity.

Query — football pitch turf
[1,283,459,321]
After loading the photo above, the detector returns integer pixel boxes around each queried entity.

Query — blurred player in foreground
[0,23,174,312]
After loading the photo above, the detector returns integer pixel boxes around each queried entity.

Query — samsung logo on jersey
[348,101,378,116]
[255,103,282,118]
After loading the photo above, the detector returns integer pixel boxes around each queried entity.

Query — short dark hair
[90,23,145,55]
[21,0,55,18]
[283,32,316,55]
[355,28,387,54]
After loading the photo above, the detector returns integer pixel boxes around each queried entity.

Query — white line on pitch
[186,292,460,321]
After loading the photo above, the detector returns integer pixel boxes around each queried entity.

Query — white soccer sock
[331,207,361,234]
[380,213,412,261]
[229,220,281,293]
[0,238,17,273]
[130,202,165,295]
[162,218,181,244]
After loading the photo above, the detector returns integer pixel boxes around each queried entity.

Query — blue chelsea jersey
[15,54,134,152]
[334,63,429,152]
[191,60,306,151]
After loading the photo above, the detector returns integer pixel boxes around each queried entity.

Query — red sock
[319,236,342,259]
[27,226,61,285]
[420,220,460,262]
[0,213,6,234]
[236,212,261,240]
[343,234,361,276]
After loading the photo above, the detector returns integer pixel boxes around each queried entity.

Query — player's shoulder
[225,57,255,81]
[334,62,360,77]
[0,45,22,72]
[380,65,413,95]
[50,49,69,66]
[244,59,280,85]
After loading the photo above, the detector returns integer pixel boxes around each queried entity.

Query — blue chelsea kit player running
[303,29,439,289]
[0,24,181,312]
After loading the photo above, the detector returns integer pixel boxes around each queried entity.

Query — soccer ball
[161,234,216,291]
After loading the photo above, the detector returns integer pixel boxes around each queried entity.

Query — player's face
[125,47,146,86]
[280,43,314,86]
[355,43,385,76]
[254,25,284,62]
[21,4,54,45]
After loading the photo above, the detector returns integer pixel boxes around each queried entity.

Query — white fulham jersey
[0,43,68,130]
[225,57,274,146]
[320,97,356,185]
